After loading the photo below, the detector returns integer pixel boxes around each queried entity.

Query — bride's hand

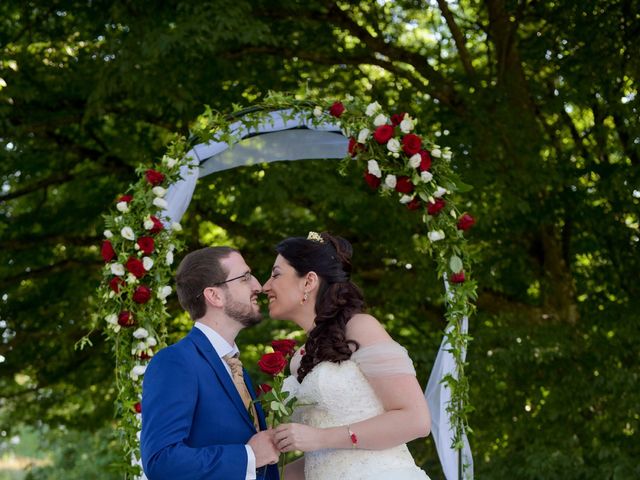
[274,423,322,452]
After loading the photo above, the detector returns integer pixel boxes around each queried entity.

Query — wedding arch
[95,92,475,479]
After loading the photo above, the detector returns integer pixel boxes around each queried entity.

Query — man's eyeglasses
[196,271,253,298]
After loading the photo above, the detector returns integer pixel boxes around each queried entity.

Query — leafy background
[1,1,638,479]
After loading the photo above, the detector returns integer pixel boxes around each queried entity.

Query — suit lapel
[187,328,257,431]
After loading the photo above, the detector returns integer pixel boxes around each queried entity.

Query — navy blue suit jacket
[141,327,279,480]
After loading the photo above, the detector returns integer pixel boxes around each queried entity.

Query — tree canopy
[1,1,639,478]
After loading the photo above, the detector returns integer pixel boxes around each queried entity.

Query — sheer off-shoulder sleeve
[351,341,416,377]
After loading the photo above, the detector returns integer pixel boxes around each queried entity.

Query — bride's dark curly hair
[275,232,365,383]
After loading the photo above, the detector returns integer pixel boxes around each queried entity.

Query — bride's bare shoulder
[346,313,393,347]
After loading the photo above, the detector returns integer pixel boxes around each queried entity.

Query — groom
[141,246,280,479]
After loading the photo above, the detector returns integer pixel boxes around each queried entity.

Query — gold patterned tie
[223,353,259,430]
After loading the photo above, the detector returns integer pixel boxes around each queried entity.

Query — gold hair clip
[307,231,324,243]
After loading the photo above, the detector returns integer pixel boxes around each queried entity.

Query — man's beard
[224,298,262,327]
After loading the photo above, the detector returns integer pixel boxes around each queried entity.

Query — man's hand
[248,430,280,467]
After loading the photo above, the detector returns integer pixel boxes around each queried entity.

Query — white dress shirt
[195,322,257,480]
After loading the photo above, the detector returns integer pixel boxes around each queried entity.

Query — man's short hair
[175,246,238,320]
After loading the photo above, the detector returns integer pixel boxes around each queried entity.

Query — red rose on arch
[271,339,297,357]
[406,198,421,210]
[118,195,133,203]
[145,169,165,186]
[391,113,406,126]
[363,172,381,190]
[126,257,146,278]
[395,176,414,194]
[450,271,466,284]
[137,236,155,255]
[132,285,152,304]
[258,351,287,376]
[101,240,116,262]
[118,311,135,327]
[426,198,446,216]
[419,150,432,171]
[109,277,125,293]
[402,134,422,156]
[373,125,394,144]
[457,213,476,231]
[329,101,345,117]
[148,216,164,234]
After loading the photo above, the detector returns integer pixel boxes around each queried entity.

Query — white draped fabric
[155,110,472,479]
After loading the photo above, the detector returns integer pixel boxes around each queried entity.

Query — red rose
[391,113,406,126]
[348,137,365,157]
[134,402,142,413]
[395,176,414,194]
[256,383,273,396]
[132,285,152,304]
[109,277,125,293]
[126,257,146,278]
[148,216,164,234]
[118,311,135,327]
[145,169,165,186]
[329,101,345,117]
[137,236,155,255]
[118,195,133,203]
[402,134,422,156]
[426,198,446,216]
[373,125,394,144]
[271,339,297,357]
[258,351,287,376]
[406,198,421,210]
[101,240,116,262]
[457,213,476,231]
[450,271,466,283]
[419,150,432,171]
[363,172,381,190]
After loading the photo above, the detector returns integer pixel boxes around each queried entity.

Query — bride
[262,232,432,480]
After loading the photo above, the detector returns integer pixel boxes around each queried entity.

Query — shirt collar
[194,322,239,358]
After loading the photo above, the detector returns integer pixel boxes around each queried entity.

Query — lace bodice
[283,342,430,480]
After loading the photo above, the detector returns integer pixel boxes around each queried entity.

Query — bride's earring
[300,292,308,304]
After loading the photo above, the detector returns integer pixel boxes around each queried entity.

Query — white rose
[400,115,415,133]
[399,195,413,204]
[152,186,166,197]
[110,263,125,276]
[162,155,177,168]
[442,149,452,160]
[433,186,447,198]
[130,365,147,380]
[146,337,157,347]
[126,273,138,284]
[409,153,422,169]
[143,217,154,230]
[171,222,182,232]
[313,106,323,117]
[105,314,118,325]
[121,226,135,241]
[373,113,387,126]
[104,230,113,239]
[157,286,172,300]
[133,342,147,353]
[421,171,433,183]
[166,250,174,266]
[116,201,129,213]
[365,101,381,116]
[428,230,446,242]
[133,328,149,339]
[384,174,397,189]
[142,257,154,271]
[168,243,176,251]
[367,160,381,178]
[357,128,370,144]
[431,148,442,158]
[153,197,168,209]
[387,138,401,153]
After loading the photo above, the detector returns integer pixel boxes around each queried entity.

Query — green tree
[1,0,638,478]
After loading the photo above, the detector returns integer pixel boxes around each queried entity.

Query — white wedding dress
[283,341,431,480]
